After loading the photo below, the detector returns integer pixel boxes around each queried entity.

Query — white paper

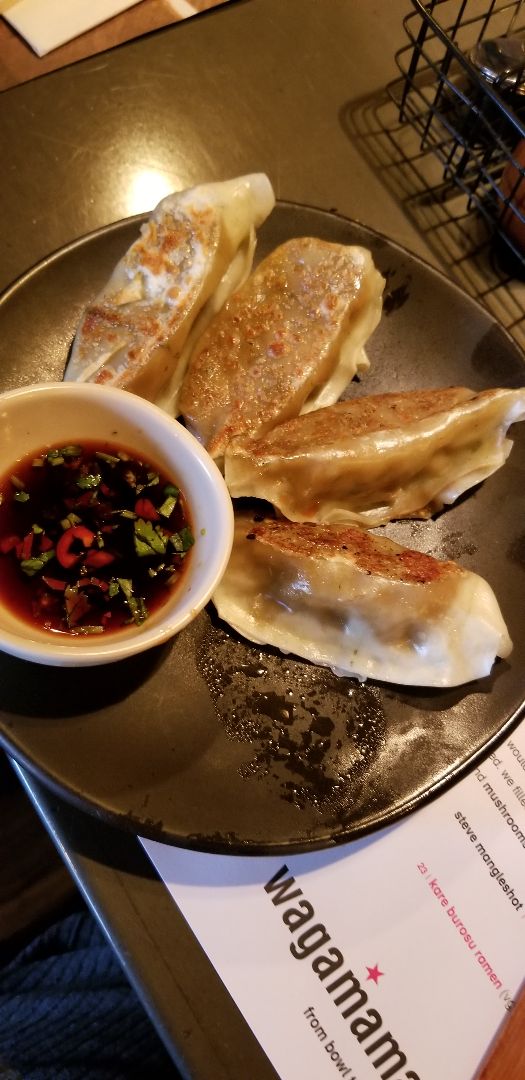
[2,0,143,57]
[142,725,525,1080]
[165,0,198,17]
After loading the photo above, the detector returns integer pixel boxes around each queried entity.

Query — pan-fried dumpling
[65,174,275,409]
[213,516,512,687]
[225,386,525,527]
[179,237,384,464]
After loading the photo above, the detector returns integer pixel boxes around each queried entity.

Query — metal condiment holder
[390,0,525,275]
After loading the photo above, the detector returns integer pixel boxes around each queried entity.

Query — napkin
[1,0,145,57]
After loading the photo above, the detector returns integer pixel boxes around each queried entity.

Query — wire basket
[391,0,525,273]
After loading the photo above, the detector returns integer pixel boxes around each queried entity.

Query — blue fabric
[0,911,179,1079]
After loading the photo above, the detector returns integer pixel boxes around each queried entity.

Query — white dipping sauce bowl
[0,382,234,666]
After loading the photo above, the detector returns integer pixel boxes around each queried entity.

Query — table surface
[0,0,522,1076]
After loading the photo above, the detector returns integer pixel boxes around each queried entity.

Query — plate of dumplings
[0,174,524,853]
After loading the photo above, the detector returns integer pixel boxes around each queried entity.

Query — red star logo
[366,964,384,984]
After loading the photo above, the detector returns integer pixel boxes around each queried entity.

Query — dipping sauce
[0,441,194,635]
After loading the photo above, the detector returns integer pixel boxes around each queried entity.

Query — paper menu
[142,723,525,1080]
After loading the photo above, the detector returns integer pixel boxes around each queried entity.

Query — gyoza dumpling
[224,386,525,527]
[65,174,275,409]
[179,237,384,464]
[213,515,512,688]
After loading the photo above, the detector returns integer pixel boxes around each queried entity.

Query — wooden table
[0,0,523,1075]
[0,0,229,91]
[477,988,525,1078]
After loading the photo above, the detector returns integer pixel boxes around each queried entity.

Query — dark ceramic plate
[0,203,524,854]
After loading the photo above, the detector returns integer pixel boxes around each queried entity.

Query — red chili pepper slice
[41,576,67,592]
[20,531,34,561]
[56,525,95,569]
[134,498,159,521]
[84,549,115,569]
[0,534,20,554]
[39,534,54,552]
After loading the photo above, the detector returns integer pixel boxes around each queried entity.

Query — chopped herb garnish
[170,526,194,552]
[0,441,193,635]
[135,597,149,623]
[46,450,65,466]
[134,518,167,556]
[45,445,81,463]
[117,576,148,624]
[60,446,83,457]
[159,494,177,519]
[20,550,55,576]
[60,512,82,530]
[20,558,46,576]
[95,451,120,464]
[76,473,101,490]
[117,578,133,599]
